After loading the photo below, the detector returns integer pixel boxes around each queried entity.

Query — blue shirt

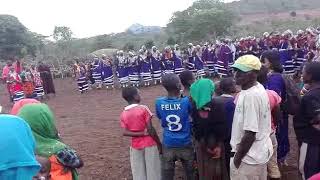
[155,96,192,148]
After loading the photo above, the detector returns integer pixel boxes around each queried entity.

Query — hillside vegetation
[228,0,320,15]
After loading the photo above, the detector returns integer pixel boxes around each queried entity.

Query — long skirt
[117,67,129,84]
[215,61,228,77]
[195,140,229,180]
[141,72,152,82]
[197,69,206,78]
[13,91,25,102]
[103,75,114,86]
[152,70,162,80]
[77,76,89,93]
[206,61,216,75]
[40,72,56,94]
[34,85,45,98]
[92,72,102,84]
[276,113,290,162]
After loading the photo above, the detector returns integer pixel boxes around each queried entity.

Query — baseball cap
[231,55,262,72]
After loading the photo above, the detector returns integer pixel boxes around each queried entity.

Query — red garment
[310,173,320,180]
[14,61,22,74]
[49,156,72,180]
[120,104,157,149]
[22,82,35,96]
[2,65,10,80]
[8,72,23,94]
[31,70,43,86]
[266,90,282,131]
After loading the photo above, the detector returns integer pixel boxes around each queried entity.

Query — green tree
[53,26,73,42]
[52,26,73,62]
[0,15,39,60]
[123,42,135,51]
[167,37,176,45]
[145,40,155,49]
[91,35,113,51]
[167,0,236,42]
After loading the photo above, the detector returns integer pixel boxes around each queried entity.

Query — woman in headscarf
[18,103,83,180]
[10,98,40,115]
[190,79,229,180]
[0,115,40,179]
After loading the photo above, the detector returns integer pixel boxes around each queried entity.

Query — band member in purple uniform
[151,46,162,85]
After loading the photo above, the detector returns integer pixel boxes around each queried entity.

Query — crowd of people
[120,52,320,179]
[1,59,56,104]
[1,27,320,180]
[74,27,320,94]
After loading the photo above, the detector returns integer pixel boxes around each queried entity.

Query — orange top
[49,155,72,180]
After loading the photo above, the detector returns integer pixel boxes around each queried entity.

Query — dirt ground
[0,78,302,180]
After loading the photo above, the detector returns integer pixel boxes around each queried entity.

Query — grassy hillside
[228,0,320,15]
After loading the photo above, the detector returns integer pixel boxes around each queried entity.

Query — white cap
[263,32,270,37]
[297,30,304,35]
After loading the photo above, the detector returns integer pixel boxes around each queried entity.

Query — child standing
[21,68,36,98]
[179,70,195,97]
[31,65,45,100]
[217,77,237,175]
[8,66,24,103]
[120,87,161,180]
[155,74,194,180]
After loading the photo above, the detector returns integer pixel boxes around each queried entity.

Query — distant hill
[126,23,162,35]
[227,0,320,15]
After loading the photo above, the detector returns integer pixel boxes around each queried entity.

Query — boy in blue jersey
[155,73,194,180]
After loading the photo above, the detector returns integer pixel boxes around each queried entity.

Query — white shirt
[230,83,273,165]
[229,43,237,61]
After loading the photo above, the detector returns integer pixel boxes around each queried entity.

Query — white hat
[297,30,304,35]
[129,51,135,56]
[263,32,270,37]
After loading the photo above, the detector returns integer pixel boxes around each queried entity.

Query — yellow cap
[231,55,262,72]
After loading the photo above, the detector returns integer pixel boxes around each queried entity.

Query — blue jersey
[155,96,192,148]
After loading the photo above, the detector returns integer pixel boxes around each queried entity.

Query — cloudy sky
[1,0,236,38]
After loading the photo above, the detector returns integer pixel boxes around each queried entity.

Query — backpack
[281,74,301,115]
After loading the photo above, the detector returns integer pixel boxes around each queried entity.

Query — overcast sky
[0,0,236,38]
